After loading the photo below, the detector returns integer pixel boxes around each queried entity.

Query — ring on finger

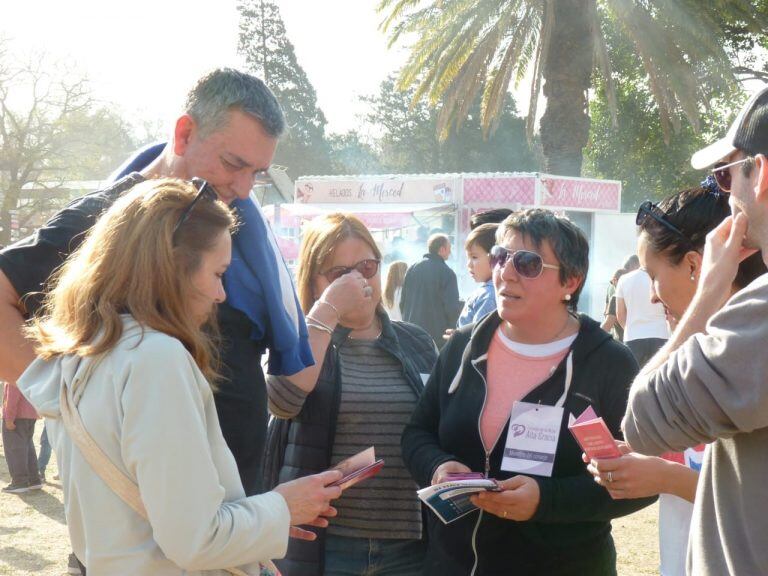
[607,471,613,483]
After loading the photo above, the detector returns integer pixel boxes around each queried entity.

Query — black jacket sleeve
[0,205,95,314]
[441,267,461,328]
[533,340,656,523]
[402,343,460,487]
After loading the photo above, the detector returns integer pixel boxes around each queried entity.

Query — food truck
[265,172,635,320]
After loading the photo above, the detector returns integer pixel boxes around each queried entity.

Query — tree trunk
[539,0,595,176]
[0,184,19,246]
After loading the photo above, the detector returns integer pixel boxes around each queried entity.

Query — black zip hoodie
[402,312,656,576]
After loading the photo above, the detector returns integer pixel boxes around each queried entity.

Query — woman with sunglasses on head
[265,213,438,576]
[402,209,653,576]
[15,179,343,575]
[588,177,766,576]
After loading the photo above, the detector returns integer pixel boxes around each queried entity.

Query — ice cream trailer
[283,172,632,320]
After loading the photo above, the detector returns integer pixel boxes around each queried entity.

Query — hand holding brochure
[568,406,622,460]
[329,447,385,490]
[418,475,501,524]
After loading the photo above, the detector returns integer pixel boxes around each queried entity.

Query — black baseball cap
[692,85,768,169]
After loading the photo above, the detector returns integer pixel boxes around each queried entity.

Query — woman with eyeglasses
[265,213,438,576]
[15,179,344,575]
[402,208,653,576]
[588,178,766,576]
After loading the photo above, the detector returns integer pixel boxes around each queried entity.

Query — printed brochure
[418,476,501,524]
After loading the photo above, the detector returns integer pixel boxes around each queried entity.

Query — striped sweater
[269,339,421,539]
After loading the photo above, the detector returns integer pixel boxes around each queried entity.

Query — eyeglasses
[320,259,381,282]
[253,168,272,186]
[172,178,218,241]
[636,201,689,243]
[712,157,751,192]
[489,246,560,279]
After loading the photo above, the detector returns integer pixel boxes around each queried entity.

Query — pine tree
[238,0,332,178]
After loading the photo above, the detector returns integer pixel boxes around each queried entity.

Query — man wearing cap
[621,87,768,575]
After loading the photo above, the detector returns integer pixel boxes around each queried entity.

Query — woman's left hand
[587,442,670,499]
[470,475,540,521]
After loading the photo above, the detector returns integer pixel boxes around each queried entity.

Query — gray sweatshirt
[623,273,768,576]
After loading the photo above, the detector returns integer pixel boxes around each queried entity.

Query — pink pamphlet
[329,447,385,490]
[568,406,622,460]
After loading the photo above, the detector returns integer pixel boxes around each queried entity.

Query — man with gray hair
[0,68,325,573]
[400,233,461,349]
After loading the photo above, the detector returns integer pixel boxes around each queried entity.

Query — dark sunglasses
[635,201,689,243]
[712,157,751,192]
[489,246,560,279]
[172,178,218,241]
[321,259,381,282]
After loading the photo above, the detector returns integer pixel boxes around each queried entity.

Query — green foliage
[237,0,332,178]
[0,43,144,244]
[583,21,746,211]
[360,74,537,174]
[379,0,768,175]
[327,131,384,175]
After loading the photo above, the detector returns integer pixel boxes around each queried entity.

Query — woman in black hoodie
[402,209,655,576]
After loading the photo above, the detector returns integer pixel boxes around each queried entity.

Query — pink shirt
[480,329,573,450]
[2,381,39,422]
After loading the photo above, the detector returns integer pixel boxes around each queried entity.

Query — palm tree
[378,0,765,176]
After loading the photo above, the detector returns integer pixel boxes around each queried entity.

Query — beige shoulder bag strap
[58,356,270,576]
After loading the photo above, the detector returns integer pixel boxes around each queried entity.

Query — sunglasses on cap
[172,178,218,242]
[321,259,381,283]
[711,157,751,192]
[489,246,560,279]
[635,201,689,243]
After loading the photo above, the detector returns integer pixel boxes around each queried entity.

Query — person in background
[623,254,640,272]
[470,208,514,229]
[267,213,437,576]
[600,268,626,341]
[37,423,52,482]
[456,223,497,328]
[403,209,653,576]
[589,179,766,576]
[382,261,408,321]
[17,178,340,575]
[2,380,42,494]
[400,233,461,349]
[615,263,669,367]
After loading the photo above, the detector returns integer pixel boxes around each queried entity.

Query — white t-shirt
[386,287,403,321]
[658,446,706,576]
[615,269,669,341]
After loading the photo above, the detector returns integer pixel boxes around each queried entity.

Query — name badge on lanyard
[500,353,572,477]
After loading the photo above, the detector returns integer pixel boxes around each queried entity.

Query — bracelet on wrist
[306,314,335,334]
[317,298,340,320]
[306,321,333,336]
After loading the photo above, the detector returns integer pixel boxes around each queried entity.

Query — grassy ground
[0,419,661,575]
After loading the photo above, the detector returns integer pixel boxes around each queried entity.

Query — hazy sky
[2,0,410,135]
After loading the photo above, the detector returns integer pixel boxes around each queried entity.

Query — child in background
[2,381,42,493]
[457,223,498,327]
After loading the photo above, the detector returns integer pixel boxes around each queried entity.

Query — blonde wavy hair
[383,261,407,310]
[25,178,236,382]
[296,213,382,314]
